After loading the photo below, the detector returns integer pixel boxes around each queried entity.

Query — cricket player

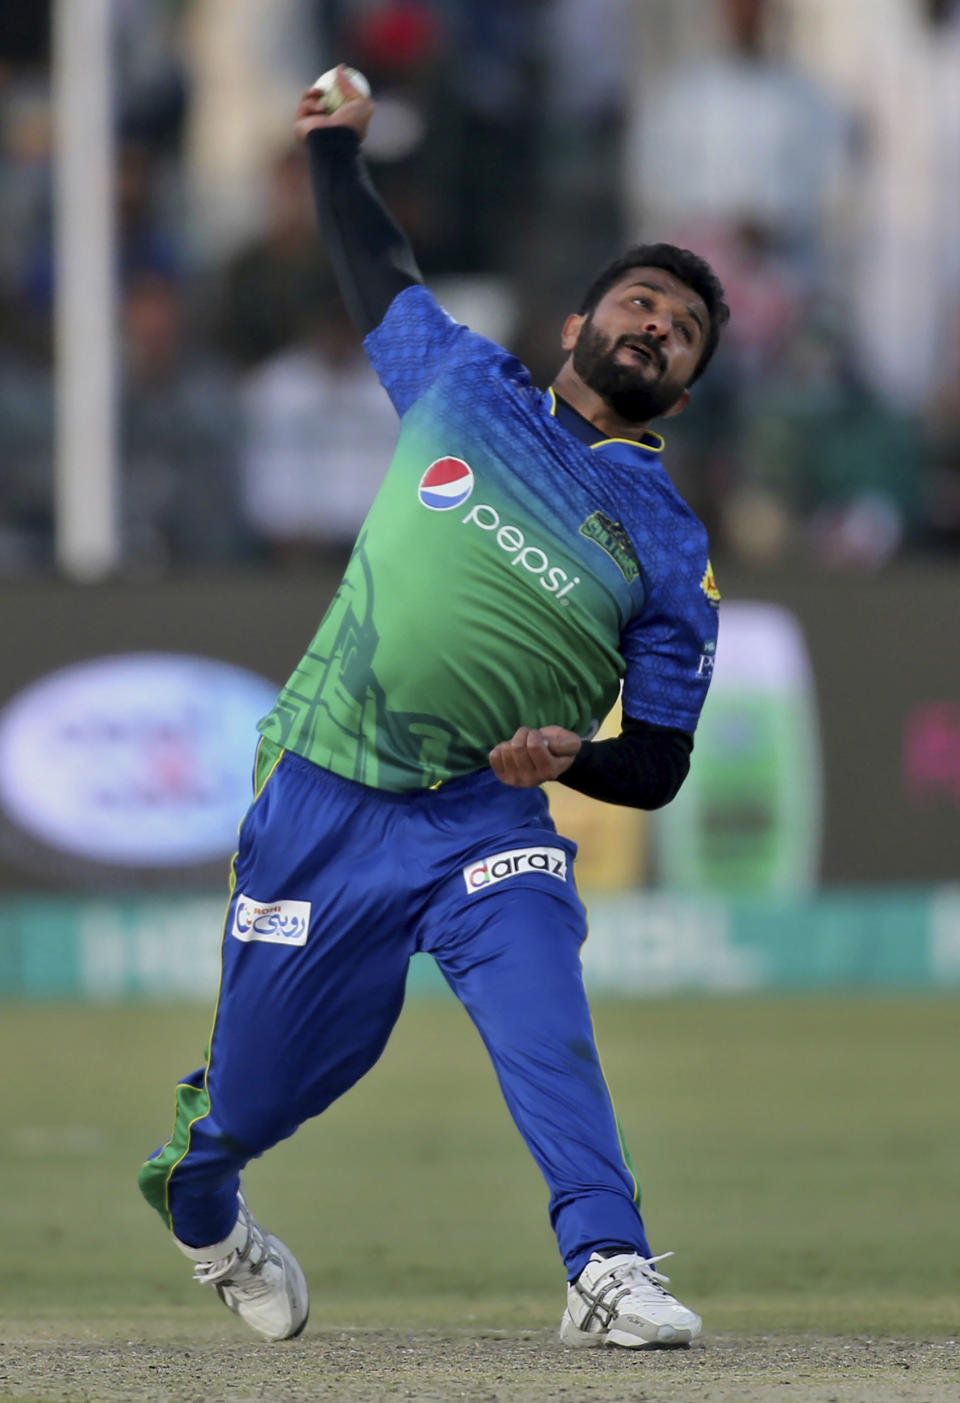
[139,69,729,1349]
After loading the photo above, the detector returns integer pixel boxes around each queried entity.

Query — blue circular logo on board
[0,654,278,866]
[417,457,474,510]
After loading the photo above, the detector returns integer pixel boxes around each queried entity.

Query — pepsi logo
[418,457,474,511]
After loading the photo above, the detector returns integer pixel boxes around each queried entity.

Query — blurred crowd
[1,0,960,576]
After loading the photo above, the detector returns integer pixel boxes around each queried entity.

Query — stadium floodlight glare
[53,0,119,581]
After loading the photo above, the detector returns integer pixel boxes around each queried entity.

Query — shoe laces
[620,1251,674,1292]
[192,1214,274,1299]
[593,1251,677,1301]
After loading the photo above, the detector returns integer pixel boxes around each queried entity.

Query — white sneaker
[560,1251,701,1349]
[177,1194,309,1341]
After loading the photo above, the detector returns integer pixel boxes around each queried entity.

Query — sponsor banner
[0,572,956,887]
[463,845,568,893]
[0,653,277,872]
[1,891,960,1000]
[657,602,822,895]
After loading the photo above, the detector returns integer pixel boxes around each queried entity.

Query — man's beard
[572,317,685,424]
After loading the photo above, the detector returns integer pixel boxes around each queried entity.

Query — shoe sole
[287,1304,309,1340]
[278,1238,310,1341]
[216,1284,310,1341]
[263,1235,310,1341]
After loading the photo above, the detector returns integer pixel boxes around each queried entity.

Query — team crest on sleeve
[418,457,474,510]
[578,511,640,584]
[700,560,721,605]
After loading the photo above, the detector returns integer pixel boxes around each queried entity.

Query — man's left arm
[557,715,692,808]
[488,716,692,809]
[489,550,715,803]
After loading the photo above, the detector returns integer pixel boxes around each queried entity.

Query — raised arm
[294,68,422,337]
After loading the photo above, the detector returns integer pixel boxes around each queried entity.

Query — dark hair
[578,243,730,383]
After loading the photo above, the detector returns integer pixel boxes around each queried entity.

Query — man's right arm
[295,76,422,338]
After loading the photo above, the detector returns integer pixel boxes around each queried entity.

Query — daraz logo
[462,846,568,893]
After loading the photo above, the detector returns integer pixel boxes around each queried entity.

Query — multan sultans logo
[700,560,721,605]
[578,511,641,584]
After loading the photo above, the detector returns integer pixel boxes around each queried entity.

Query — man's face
[566,268,709,424]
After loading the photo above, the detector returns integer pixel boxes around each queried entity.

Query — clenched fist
[488,726,582,787]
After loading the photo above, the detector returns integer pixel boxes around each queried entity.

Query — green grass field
[1,991,957,1344]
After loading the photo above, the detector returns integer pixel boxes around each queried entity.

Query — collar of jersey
[544,386,666,456]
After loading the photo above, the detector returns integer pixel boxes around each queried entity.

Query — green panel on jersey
[259,419,627,791]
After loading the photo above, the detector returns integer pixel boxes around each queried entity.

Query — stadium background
[0,2,958,1395]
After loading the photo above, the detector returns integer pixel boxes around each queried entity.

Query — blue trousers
[139,749,651,1280]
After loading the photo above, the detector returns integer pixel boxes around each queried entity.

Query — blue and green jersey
[258,286,719,790]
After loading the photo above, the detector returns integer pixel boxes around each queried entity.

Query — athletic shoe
[560,1251,701,1349]
[180,1193,309,1341]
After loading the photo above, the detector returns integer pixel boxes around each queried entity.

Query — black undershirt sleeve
[306,126,422,337]
[557,714,693,810]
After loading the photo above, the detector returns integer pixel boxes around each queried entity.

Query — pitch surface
[1,996,957,1401]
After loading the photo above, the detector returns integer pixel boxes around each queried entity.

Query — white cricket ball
[311,65,371,114]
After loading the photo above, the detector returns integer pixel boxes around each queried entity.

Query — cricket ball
[311,65,371,114]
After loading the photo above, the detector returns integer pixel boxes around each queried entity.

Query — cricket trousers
[138,745,651,1281]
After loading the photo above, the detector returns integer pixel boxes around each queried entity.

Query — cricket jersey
[258,285,719,791]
